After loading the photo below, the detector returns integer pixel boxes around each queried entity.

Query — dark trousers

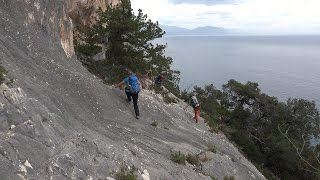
[125,87,139,116]
[131,93,139,116]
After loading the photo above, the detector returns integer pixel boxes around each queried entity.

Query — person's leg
[195,109,199,123]
[132,93,140,117]
[195,106,200,123]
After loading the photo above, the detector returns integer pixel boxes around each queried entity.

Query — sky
[131,0,320,34]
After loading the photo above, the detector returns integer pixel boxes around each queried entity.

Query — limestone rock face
[67,0,119,27]
[67,0,119,25]
[0,1,265,180]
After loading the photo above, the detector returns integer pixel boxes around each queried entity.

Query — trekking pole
[183,104,189,110]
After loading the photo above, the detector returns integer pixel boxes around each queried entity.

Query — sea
[155,35,320,108]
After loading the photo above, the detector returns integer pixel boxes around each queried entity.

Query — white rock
[19,164,27,173]
[24,160,33,169]
[106,177,115,180]
[141,169,150,180]
[10,125,16,130]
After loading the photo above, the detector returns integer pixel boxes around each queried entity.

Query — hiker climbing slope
[155,74,165,86]
[115,68,142,119]
[190,94,200,123]
[115,70,131,102]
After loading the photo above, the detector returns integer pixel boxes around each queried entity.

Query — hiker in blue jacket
[115,68,141,119]
[116,75,132,102]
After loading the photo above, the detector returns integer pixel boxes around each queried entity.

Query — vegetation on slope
[0,64,6,84]
[73,0,320,179]
[74,0,180,95]
[182,80,320,180]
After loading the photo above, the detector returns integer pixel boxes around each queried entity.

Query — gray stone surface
[0,1,266,179]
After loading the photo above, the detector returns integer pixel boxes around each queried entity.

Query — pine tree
[75,0,180,94]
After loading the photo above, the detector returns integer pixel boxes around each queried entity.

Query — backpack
[128,74,140,94]
[191,95,199,108]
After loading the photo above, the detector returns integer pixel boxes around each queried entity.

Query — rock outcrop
[67,0,119,27]
[0,0,265,179]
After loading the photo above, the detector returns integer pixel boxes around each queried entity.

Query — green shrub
[207,144,217,153]
[170,151,186,165]
[152,85,177,104]
[153,84,163,94]
[151,121,158,127]
[186,154,200,166]
[200,112,220,133]
[0,64,7,84]
[163,93,178,104]
[74,43,101,57]
[223,175,235,180]
[114,166,137,180]
[210,175,218,180]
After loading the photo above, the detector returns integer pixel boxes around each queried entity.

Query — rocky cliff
[0,0,265,179]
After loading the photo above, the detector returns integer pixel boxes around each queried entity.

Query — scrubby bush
[114,166,137,180]
[186,154,200,167]
[223,176,235,180]
[170,151,201,168]
[163,93,178,104]
[151,121,158,127]
[210,176,218,180]
[207,144,217,153]
[0,64,6,84]
[170,151,186,165]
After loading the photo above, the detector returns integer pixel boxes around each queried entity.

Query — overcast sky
[131,0,320,34]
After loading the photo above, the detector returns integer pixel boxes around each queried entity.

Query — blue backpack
[128,74,140,94]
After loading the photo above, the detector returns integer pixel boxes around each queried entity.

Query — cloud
[131,0,320,34]
[169,0,236,5]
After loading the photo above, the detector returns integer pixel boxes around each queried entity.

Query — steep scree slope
[0,1,265,179]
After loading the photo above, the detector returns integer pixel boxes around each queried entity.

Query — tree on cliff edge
[74,0,180,94]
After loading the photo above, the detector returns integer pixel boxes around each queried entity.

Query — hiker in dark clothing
[155,74,165,86]
[115,68,142,119]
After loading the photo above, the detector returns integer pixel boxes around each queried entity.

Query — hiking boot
[136,115,140,119]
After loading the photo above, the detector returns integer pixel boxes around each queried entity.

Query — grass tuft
[114,166,137,180]
[170,151,186,165]
[0,64,7,84]
[223,176,236,180]
[151,121,158,127]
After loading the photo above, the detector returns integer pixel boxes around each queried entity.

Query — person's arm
[114,80,124,88]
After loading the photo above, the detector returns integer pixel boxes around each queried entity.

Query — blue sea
[155,35,320,107]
